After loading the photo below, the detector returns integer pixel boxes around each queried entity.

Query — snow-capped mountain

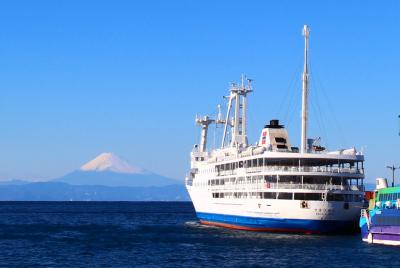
[80,152,146,174]
[56,153,181,187]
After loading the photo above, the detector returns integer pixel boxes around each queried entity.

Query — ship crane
[195,115,215,152]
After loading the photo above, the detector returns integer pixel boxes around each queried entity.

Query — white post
[221,95,233,148]
[233,89,240,147]
[242,92,247,147]
[200,124,208,152]
[301,25,310,154]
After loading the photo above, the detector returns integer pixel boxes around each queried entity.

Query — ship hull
[360,210,400,246]
[188,187,362,234]
[197,212,357,234]
[360,225,400,246]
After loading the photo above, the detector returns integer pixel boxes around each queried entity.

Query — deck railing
[209,182,364,192]
[216,166,363,177]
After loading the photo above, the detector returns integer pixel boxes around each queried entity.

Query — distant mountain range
[56,153,181,187]
[0,153,189,201]
[0,182,188,201]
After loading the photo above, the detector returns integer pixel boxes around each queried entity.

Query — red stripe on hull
[200,220,320,235]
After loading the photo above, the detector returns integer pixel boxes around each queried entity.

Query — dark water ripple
[0,201,397,267]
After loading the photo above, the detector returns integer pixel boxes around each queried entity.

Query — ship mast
[301,25,310,154]
[221,76,252,149]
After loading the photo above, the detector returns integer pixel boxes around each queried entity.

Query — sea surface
[0,202,397,268]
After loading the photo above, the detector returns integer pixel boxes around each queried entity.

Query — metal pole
[221,95,233,148]
[301,25,310,153]
[234,91,240,145]
[386,165,400,187]
[393,168,395,187]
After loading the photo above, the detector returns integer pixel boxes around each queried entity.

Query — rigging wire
[309,67,329,148]
[278,56,304,125]
[310,91,329,148]
[284,77,301,129]
[311,65,348,148]
[277,66,301,119]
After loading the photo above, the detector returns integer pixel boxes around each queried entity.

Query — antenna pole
[386,165,400,187]
[233,85,240,147]
[301,25,310,154]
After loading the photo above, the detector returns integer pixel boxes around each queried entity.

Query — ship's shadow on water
[0,202,397,268]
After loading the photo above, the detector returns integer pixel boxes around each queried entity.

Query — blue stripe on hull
[197,212,358,234]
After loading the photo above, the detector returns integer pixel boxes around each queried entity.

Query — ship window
[239,161,243,168]
[327,194,345,201]
[294,193,321,201]
[306,193,322,201]
[263,192,277,199]
[264,175,275,183]
[280,176,301,184]
[277,192,293,200]
[275,137,287,143]
[253,159,257,166]
[276,145,288,149]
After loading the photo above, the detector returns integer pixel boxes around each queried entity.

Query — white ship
[185,25,365,234]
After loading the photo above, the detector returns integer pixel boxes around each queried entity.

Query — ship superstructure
[186,25,365,234]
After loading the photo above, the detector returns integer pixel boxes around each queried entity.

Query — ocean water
[0,202,397,268]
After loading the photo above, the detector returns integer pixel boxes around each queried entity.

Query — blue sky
[0,1,399,183]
